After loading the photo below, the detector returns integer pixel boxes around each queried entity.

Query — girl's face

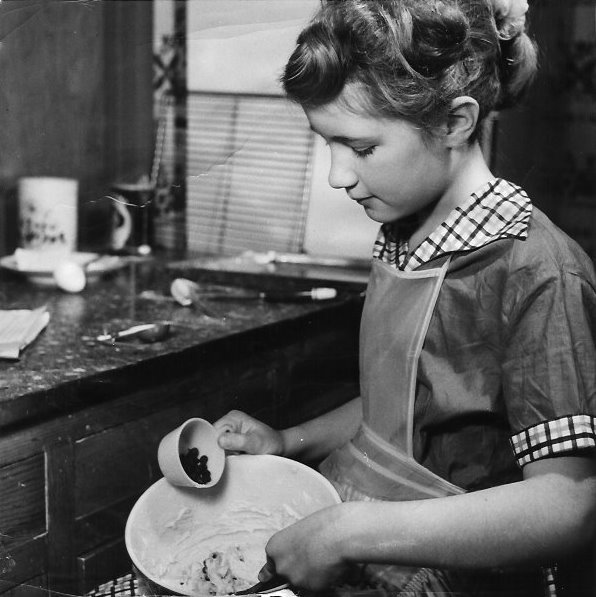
[304,99,452,224]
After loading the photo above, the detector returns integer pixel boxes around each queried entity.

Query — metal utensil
[172,278,338,304]
[204,287,338,303]
[96,322,171,344]
[170,278,220,317]
[235,575,289,595]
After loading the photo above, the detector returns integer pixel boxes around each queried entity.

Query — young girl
[214,1,596,595]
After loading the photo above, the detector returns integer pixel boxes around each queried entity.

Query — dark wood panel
[74,410,187,518]
[0,457,45,539]
[0,538,46,591]
[103,0,154,184]
[74,498,136,556]
[0,0,105,180]
[45,439,76,595]
[77,538,130,595]
[0,576,47,597]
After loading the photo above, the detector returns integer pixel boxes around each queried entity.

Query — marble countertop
[0,255,364,429]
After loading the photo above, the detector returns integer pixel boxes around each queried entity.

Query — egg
[53,262,87,293]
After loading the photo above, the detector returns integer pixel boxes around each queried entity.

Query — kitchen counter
[0,256,364,429]
[0,254,364,595]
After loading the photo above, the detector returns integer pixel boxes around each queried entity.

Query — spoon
[170,278,219,317]
[96,322,171,343]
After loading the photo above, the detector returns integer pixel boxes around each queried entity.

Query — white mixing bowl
[125,454,341,596]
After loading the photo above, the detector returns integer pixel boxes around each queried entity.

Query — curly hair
[281,0,538,135]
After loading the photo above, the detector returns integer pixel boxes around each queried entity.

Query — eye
[353,146,376,158]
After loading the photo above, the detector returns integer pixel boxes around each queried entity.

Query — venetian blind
[186,92,315,256]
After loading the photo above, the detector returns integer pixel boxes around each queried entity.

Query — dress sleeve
[502,269,596,467]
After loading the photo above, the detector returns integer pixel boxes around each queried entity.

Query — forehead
[304,83,416,140]
[304,99,424,148]
[305,101,384,138]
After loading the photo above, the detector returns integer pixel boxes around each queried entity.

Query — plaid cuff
[87,573,138,596]
[510,414,596,467]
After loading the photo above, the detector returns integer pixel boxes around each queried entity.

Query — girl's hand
[213,410,284,455]
[260,504,352,591]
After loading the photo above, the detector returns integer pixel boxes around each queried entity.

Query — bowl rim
[125,454,340,594]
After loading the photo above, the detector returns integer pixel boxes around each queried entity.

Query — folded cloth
[0,306,50,359]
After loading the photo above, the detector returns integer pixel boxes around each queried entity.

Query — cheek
[364,160,407,191]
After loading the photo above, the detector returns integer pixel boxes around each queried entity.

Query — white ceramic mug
[18,177,78,253]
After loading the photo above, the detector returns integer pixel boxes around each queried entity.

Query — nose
[327,147,358,190]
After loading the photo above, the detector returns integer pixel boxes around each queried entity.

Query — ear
[444,96,480,147]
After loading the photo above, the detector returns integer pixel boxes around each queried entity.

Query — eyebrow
[309,127,376,145]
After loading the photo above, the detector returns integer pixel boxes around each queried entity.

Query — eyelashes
[322,138,377,158]
[353,146,376,158]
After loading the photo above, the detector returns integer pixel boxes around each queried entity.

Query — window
[186,92,314,255]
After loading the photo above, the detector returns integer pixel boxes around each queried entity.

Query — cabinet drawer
[74,410,185,518]
[0,456,45,539]
[0,574,47,597]
[0,537,46,592]
[77,537,130,595]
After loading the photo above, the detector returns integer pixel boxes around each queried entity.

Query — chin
[362,206,399,224]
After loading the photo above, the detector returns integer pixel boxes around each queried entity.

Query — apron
[319,256,465,593]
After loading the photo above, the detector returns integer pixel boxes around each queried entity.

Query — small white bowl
[157,418,226,489]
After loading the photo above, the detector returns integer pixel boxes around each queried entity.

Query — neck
[408,142,493,250]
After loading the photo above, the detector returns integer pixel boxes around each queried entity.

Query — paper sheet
[0,306,50,359]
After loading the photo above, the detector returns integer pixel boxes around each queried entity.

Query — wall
[494,0,596,258]
[0,0,154,255]
[186,0,318,95]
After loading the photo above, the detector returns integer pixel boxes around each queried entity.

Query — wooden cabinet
[0,456,46,594]
[0,299,360,595]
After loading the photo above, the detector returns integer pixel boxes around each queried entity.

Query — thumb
[217,431,247,452]
[258,557,276,582]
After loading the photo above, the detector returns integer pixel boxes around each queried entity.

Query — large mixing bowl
[125,454,341,596]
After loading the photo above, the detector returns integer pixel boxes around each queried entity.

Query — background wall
[0,0,154,255]
[494,0,596,259]
[186,0,318,94]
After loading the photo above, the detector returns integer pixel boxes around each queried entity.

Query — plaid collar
[373,178,532,271]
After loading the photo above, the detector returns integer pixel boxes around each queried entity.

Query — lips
[350,195,373,204]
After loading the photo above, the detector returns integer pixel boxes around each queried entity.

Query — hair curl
[281,0,538,135]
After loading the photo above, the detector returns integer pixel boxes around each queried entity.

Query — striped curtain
[185,92,314,256]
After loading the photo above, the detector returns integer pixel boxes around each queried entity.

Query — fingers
[218,429,271,455]
[212,409,247,433]
[213,410,249,451]
[212,410,283,455]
